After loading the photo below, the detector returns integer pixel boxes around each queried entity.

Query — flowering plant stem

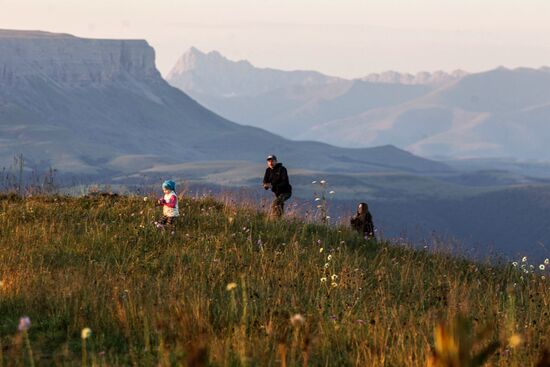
[23,331,35,367]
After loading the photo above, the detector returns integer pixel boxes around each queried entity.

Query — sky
[1,0,550,78]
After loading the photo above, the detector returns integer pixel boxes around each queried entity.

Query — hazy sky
[2,0,550,78]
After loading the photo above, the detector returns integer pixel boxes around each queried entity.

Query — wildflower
[325,216,331,220]
[331,274,338,281]
[314,197,321,201]
[522,256,527,263]
[18,316,31,332]
[143,197,148,201]
[311,180,317,184]
[542,276,546,280]
[327,254,332,261]
[81,327,92,339]
[540,264,545,271]
[329,190,335,194]
[226,282,237,291]
[545,258,549,265]
[508,334,522,348]
[319,248,324,253]
[320,180,326,184]
[290,314,305,327]
[170,231,175,235]
[320,277,327,283]
[331,282,338,288]
[512,262,518,267]
[324,263,329,269]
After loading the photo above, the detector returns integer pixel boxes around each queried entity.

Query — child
[350,202,375,239]
[156,180,179,227]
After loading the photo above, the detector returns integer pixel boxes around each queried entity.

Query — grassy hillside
[0,194,549,366]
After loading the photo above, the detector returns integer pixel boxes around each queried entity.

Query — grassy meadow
[0,193,549,366]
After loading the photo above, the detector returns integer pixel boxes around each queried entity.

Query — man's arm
[262,168,271,189]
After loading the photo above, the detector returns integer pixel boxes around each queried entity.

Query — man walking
[262,155,292,218]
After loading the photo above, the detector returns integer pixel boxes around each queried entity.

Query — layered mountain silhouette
[0,30,447,177]
[168,48,550,160]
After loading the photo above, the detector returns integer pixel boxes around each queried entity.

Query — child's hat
[162,180,176,191]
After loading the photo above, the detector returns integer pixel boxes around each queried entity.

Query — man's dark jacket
[263,163,292,196]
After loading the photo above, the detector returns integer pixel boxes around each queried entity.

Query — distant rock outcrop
[361,70,467,85]
[167,47,342,97]
[0,30,159,85]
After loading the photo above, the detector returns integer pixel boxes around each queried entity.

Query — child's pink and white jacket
[160,191,179,217]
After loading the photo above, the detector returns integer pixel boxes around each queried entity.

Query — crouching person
[350,202,375,239]
[156,180,180,227]
[262,155,292,218]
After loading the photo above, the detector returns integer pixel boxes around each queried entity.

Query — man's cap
[266,154,277,161]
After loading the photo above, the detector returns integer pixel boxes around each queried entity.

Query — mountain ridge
[167,48,550,160]
[0,30,448,177]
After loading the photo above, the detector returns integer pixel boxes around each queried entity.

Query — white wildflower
[327,254,332,261]
[522,256,528,263]
[331,274,338,281]
[290,314,305,327]
[226,282,237,291]
[545,258,549,265]
[320,277,327,283]
[319,248,324,253]
[81,327,92,339]
[540,264,545,271]
[331,282,338,288]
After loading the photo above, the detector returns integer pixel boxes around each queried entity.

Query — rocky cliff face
[0,30,160,85]
[167,47,341,97]
[361,70,467,85]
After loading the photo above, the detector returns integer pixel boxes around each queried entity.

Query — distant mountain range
[0,30,447,178]
[168,48,550,160]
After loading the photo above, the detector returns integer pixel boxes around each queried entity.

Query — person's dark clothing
[263,163,292,196]
[263,163,292,217]
[271,192,291,218]
[351,202,375,239]
[158,216,177,226]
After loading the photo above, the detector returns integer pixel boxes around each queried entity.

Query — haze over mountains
[168,48,550,160]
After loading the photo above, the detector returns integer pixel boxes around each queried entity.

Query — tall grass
[0,194,548,366]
